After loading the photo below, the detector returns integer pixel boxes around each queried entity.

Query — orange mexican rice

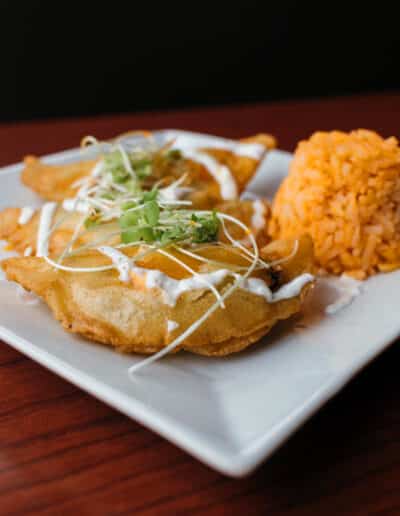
[269,130,400,279]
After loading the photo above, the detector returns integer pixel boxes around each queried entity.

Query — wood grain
[0,93,399,515]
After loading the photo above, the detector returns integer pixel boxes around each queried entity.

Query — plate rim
[1,320,397,477]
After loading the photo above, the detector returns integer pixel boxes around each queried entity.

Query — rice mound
[269,130,400,279]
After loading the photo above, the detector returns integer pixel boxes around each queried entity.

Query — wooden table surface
[0,93,399,515]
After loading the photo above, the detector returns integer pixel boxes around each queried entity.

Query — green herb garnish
[121,201,137,211]
[166,149,182,161]
[141,189,159,203]
[192,211,219,243]
[76,141,220,249]
[84,216,100,230]
[143,200,160,226]
[121,227,155,244]
[132,158,152,179]
[119,210,141,228]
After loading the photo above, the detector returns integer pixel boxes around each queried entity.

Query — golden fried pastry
[203,134,277,190]
[22,156,97,202]
[155,133,276,209]
[0,207,21,243]
[20,133,276,208]
[0,206,117,256]
[1,236,313,356]
[0,198,272,257]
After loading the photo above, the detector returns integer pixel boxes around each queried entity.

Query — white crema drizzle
[167,320,179,333]
[170,134,266,160]
[18,206,35,225]
[325,275,363,315]
[174,148,238,200]
[251,200,266,233]
[97,246,131,281]
[97,247,314,307]
[36,202,57,257]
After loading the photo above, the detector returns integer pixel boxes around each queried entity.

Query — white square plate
[0,131,399,477]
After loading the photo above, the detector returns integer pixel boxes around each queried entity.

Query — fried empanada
[0,206,118,256]
[0,198,272,257]
[20,133,276,208]
[202,133,277,191]
[22,156,97,202]
[1,236,314,356]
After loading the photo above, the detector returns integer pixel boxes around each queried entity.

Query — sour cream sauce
[171,134,266,160]
[36,202,57,257]
[97,246,131,281]
[97,247,314,307]
[251,200,266,233]
[177,148,238,200]
[18,207,35,225]
[167,320,179,333]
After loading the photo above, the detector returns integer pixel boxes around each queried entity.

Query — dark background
[1,1,399,122]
